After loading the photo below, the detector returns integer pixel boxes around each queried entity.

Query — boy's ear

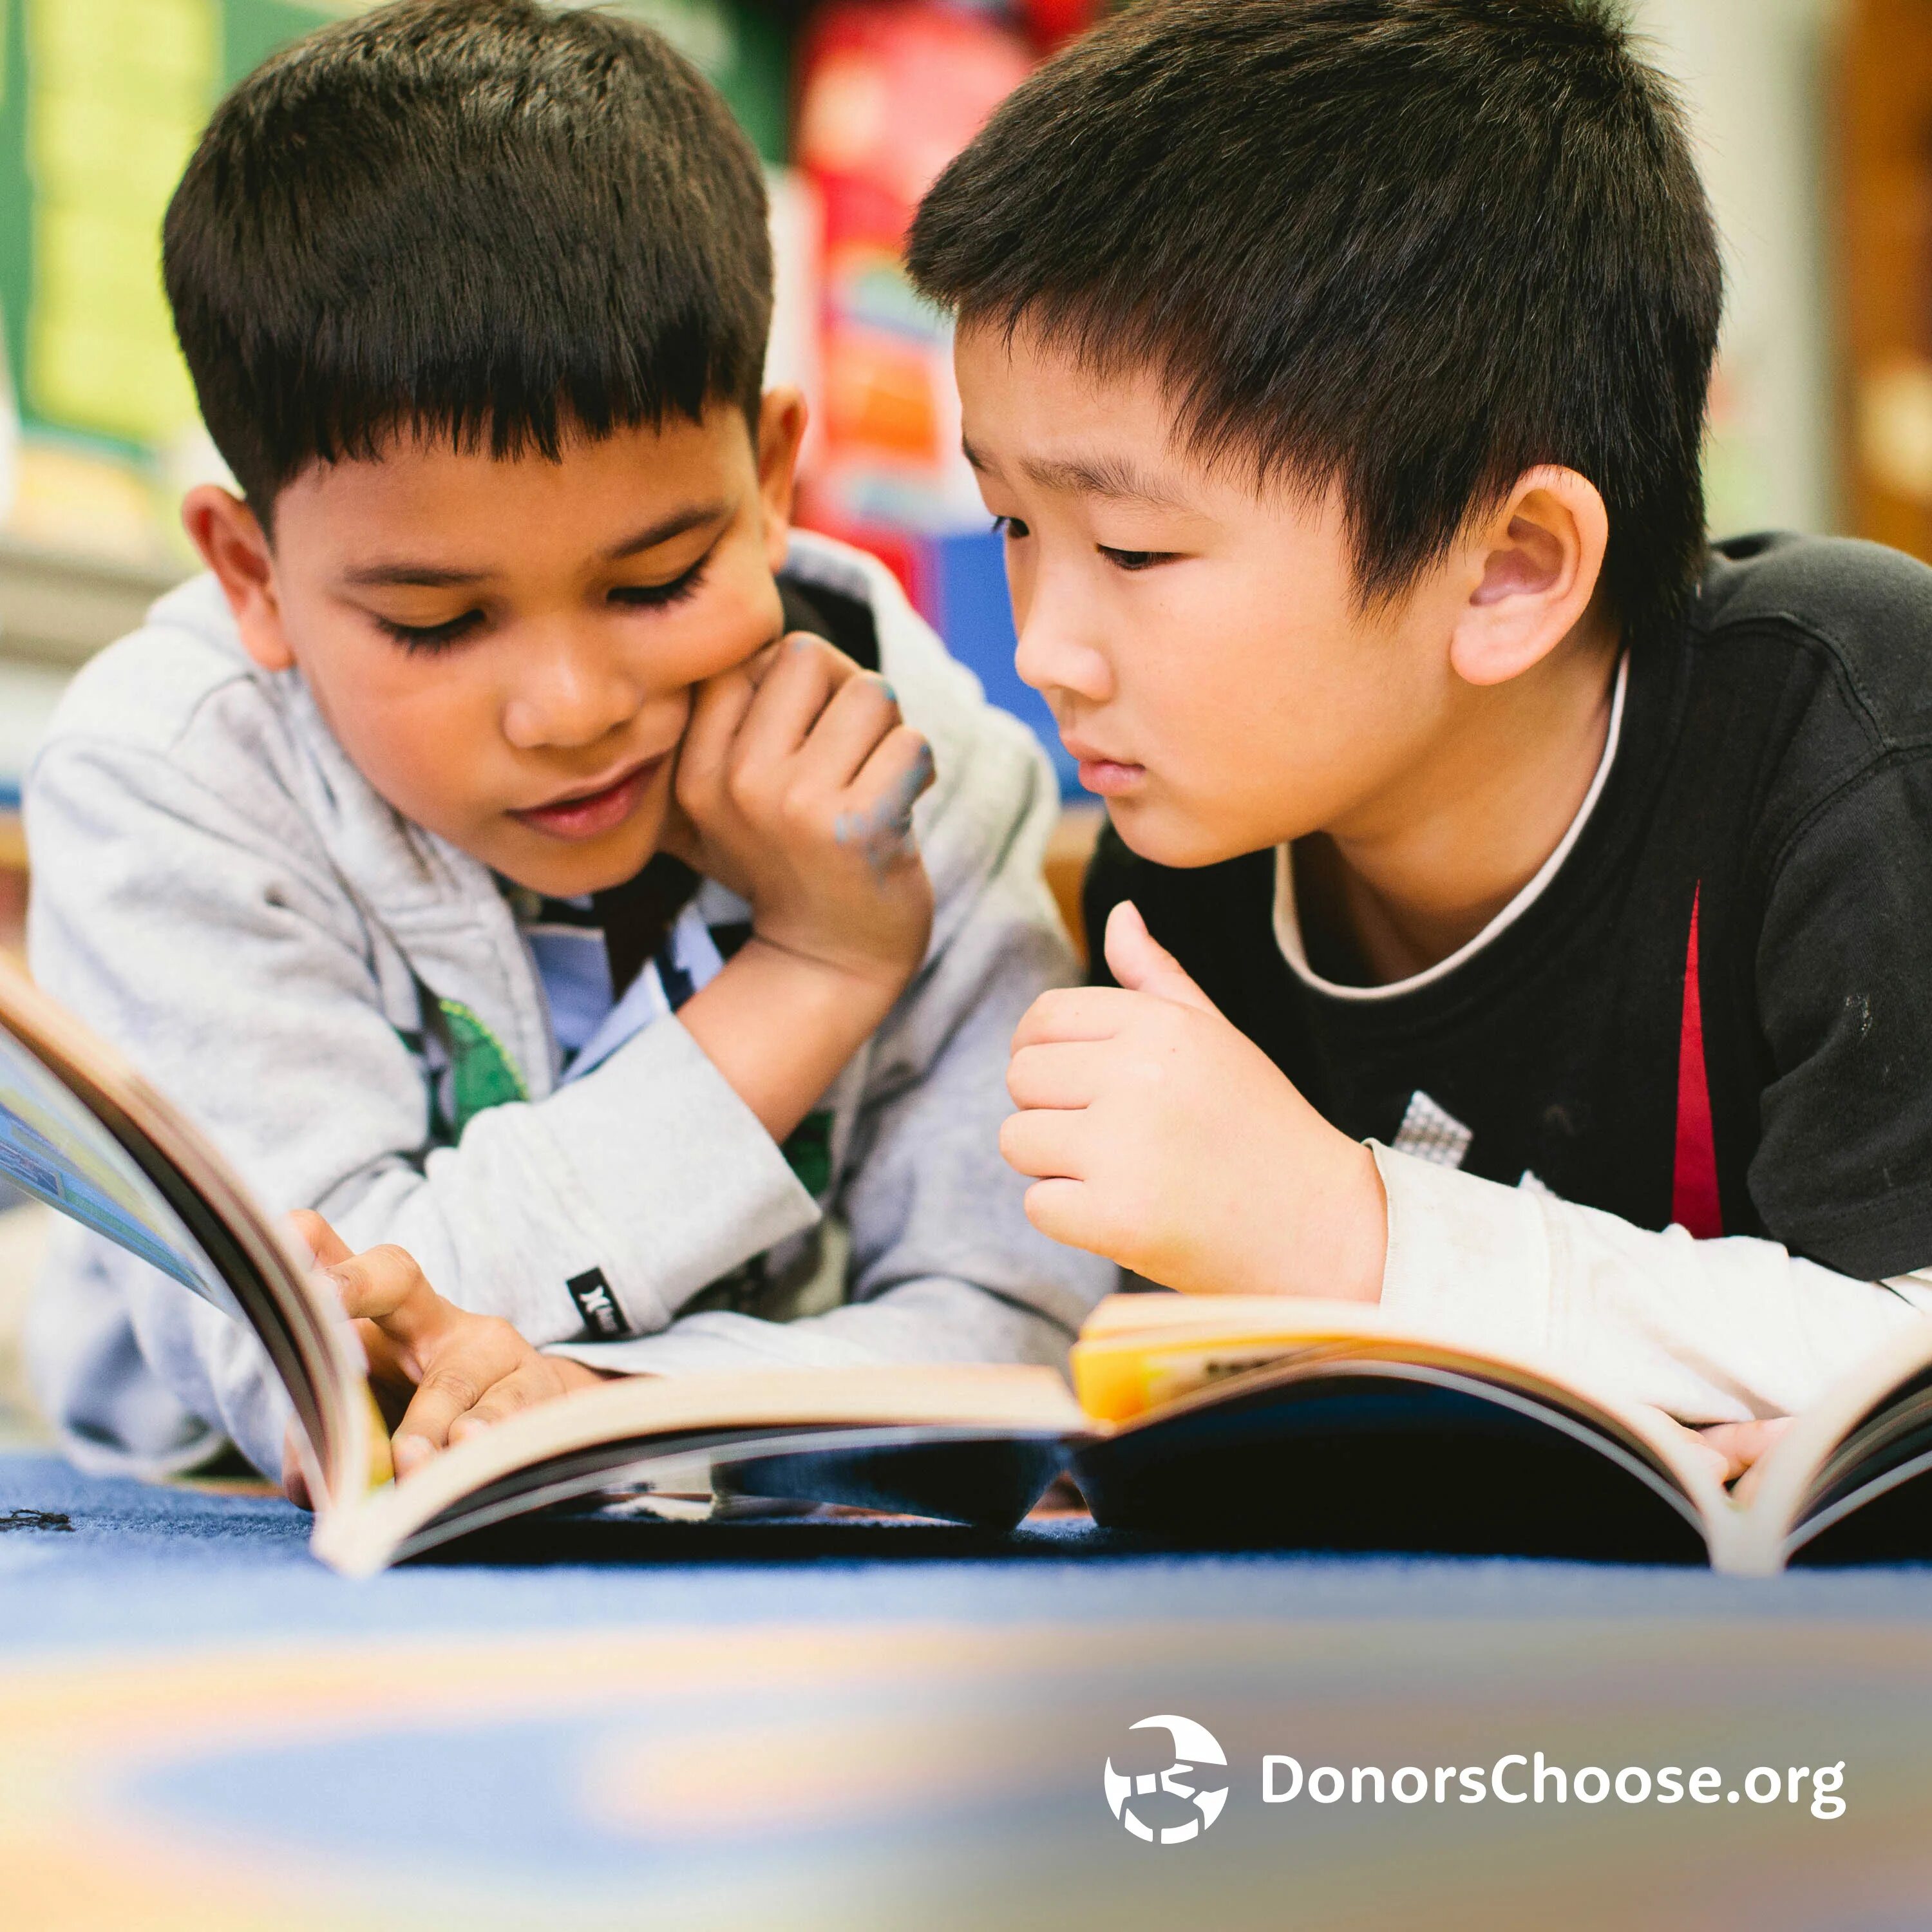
[180,485,298,673]
[753,386,808,577]
[1447,466,1610,688]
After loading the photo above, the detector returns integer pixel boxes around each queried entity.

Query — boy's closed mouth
[512,754,667,842]
[1062,735,1146,797]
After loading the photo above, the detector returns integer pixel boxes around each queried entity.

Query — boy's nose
[1013,599,1112,710]
[501,632,645,750]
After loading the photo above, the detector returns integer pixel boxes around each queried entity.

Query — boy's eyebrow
[341,504,732,587]
[603,502,733,561]
[961,436,1192,511]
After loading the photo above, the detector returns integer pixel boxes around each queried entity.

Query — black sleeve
[1751,753,1932,1277]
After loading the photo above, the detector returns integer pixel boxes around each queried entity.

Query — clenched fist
[999,900,1388,1300]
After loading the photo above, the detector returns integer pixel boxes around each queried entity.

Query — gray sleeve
[25,734,818,1469]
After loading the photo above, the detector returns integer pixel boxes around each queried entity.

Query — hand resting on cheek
[664,630,935,995]
[652,629,938,1147]
[1000,901,1389,1301]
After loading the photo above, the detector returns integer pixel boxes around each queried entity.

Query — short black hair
[907,0,1723,647]
[165,0,772,518]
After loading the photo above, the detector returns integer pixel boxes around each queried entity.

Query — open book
[9,951,1932,1576]
[0,955,1080,1576]
[1068,1293,1932,1575]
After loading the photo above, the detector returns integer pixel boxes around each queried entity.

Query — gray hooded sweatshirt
[23,531,1114,1478]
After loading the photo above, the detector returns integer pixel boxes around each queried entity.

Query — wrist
[740,928,913,1018]
[1309,1135,1388,1302]
[678,934,900,1144]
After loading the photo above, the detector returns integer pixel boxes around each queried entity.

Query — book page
[314,1363,1086,1577]
[0,1016,219,1307]
[1074,1294,1734,1529]
[1725,1315,1932,1573]
[0,955,374,1510]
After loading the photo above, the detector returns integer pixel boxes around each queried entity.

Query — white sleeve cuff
[1370,1139,1932,1423]
[1372,1140,1554,1361]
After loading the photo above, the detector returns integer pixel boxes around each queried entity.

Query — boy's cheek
[690,558,788,683]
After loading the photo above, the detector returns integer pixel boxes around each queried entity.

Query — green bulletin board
[0,0,790,529]
[0,0,352,464]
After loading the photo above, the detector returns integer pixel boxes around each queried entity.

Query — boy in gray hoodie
[24,0,1110,1486]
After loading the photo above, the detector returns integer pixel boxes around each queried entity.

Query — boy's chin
[1102,795,1262,871]
[488,811,668,900]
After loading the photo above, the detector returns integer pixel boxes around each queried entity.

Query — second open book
[8,950,1932,1577]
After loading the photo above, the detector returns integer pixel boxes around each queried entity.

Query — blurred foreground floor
[0,1203,50,1447]
[4,1451,1932,1931]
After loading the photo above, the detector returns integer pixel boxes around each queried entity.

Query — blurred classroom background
[0,0,1917,1428]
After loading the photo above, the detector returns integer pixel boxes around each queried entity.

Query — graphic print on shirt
[412,999,529,1139]
[1390,1090,1472,1169]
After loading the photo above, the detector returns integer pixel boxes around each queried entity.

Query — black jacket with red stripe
[1083,533,1932,1280]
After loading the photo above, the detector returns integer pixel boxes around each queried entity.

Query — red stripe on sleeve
[1671,884,1723,1238]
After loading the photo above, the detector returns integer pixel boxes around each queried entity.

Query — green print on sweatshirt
[435,1000,529,1134]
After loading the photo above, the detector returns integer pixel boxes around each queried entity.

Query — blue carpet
[9,1449,1932,1931]
[11,1448,1932,1653]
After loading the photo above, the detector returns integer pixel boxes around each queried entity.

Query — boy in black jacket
[908,0,1932,1468]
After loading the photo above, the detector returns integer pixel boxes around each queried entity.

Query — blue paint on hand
[836,740,935,875]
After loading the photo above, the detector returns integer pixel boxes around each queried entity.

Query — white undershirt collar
[1273,653,1629,1003]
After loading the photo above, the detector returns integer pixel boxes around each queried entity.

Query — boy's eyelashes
[607,553,709,612]
[370,557,713,656]
[374,609,486,654]
[1098,546,1176,573]
[990,515,1176,574]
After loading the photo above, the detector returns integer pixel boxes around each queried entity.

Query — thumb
[1104,901,1217,1013]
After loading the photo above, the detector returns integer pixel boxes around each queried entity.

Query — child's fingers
[795,671,904,792]
[1006,1039,1108,1111]
[390,1317,530,1473]
[832,728,934,866]
[287,1208,352,1271]
[846,722,935,813]
[676,665,758,811]
[1654,1413,1736,1488]
[352,1316,420,1415]
[732,634,849,777]
[1104,901,1217,1014]
[1021,1177,1110,1255]
[1701,1417,1792,1499]
[324,1243,447,1346]
[1010,985,1137,1051]
[998,1105,1088,1181]
[736,632,798,693]
[445,1363,557,1444]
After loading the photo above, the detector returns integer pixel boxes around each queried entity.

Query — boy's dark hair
[165,0,771,518]
[907,0,1722,647]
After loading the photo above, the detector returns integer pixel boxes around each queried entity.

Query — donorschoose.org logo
[1104,1716,1230,1844]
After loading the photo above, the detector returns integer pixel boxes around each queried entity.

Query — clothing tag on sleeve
[566,1266,632,1339]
